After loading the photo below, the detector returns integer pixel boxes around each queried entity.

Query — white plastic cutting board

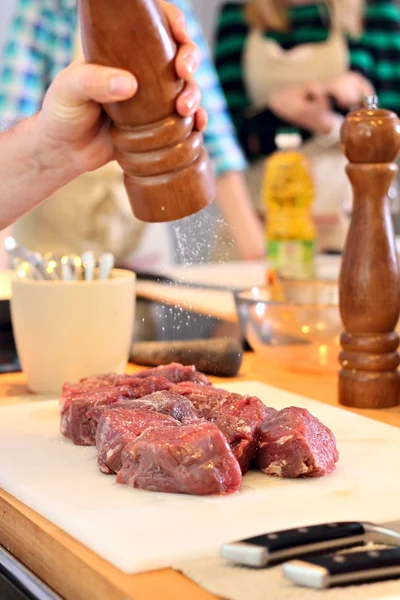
[0,381,399,574]
[157,256,342,290]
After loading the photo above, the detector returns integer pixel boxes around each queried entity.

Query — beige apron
[13,31,173,267]
[243,14,352,251]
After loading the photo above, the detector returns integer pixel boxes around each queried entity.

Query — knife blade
[220,521,400,567]
[0,544,62,599]
[282,547,400,589]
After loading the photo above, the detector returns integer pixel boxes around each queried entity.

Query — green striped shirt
[214,1,400,160]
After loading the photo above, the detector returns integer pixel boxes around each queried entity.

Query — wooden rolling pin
[130,338,243,377]
[78,0,216,222]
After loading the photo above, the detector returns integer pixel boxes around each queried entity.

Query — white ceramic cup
[11,269,136,394]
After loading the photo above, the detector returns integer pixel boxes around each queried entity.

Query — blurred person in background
[0,0,264,269]
[214,0,400,252]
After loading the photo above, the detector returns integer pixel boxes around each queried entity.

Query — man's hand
[269,83,334,136]
[36,1,206,176]
[326,72,375,110]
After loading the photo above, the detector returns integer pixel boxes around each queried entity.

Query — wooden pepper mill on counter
[339,96,400,409]
[78,0,216,222]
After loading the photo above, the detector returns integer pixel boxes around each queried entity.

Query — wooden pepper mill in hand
[78,0,216,222]
[339,96,400,409]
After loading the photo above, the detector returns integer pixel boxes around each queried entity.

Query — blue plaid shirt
[0,0,247,177]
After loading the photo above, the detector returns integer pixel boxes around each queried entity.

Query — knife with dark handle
[220,521,400,567]
[282,547,400,589]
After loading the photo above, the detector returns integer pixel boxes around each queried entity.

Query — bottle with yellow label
[262,129,316,280]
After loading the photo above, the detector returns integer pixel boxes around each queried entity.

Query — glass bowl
[235,281,341,374]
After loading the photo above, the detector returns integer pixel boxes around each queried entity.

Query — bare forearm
[216,171,264,260]
[0,115,79,230]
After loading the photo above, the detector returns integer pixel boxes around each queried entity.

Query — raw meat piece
[135,363,211,386]
[256,407,339,478]
[61,374,170,406]
[60,386,137,446]
[209,394,277,474]
[60,377,171,445]
[170,381,230,418]
[96,408,180,474]
[61,374,136,402]
[117,422,242,495]
[88,390,200,427]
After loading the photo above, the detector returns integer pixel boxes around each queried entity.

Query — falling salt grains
[172,205,224,266]
[158,205,238,339]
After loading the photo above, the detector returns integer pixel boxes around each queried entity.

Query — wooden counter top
[0,353,399,600]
